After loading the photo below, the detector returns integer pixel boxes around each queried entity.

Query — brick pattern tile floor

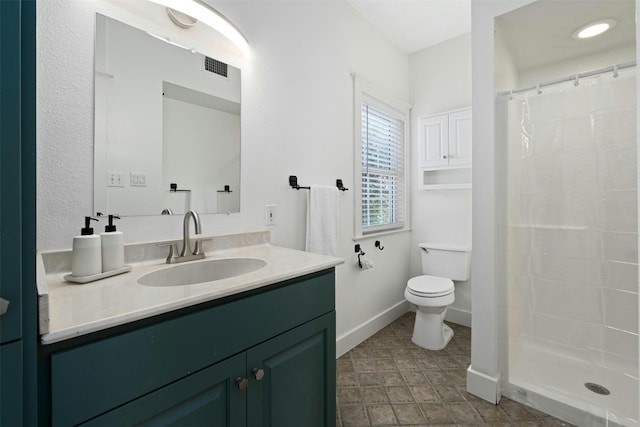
[336,312,573,426]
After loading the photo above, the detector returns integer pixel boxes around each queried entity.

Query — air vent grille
[204,56,228,77]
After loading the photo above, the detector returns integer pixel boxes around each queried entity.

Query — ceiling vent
[204,56,228,78]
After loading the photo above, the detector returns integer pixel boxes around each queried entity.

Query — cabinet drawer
[51,269,334,426]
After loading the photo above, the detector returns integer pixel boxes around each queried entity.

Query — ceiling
[345,0,635,67]
[345,0,471,54]
[497,0,636,71]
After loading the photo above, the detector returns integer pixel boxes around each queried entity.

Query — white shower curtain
[501,68,638,424]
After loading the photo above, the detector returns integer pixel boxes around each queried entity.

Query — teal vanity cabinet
[43,269,336,427]
[1,0,37,425]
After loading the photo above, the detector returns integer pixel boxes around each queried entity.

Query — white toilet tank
[419,243,472,281]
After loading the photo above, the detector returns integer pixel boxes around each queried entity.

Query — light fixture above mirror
[147,0,249,54]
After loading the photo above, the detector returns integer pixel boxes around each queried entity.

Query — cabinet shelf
[420,166,472,190]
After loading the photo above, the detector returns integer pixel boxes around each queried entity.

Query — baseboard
[336,300,410,358]
[467,365,502,404]
[444,306,471,327]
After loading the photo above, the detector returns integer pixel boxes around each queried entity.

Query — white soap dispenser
[71,216,102,277]
[101,214,124,272]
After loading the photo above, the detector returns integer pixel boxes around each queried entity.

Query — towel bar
[289,175,349,191]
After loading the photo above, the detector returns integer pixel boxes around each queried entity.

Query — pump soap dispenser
[101,214,124,272]
[71,216,102,277]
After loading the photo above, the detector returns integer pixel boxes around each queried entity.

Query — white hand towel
[306,185,338,256]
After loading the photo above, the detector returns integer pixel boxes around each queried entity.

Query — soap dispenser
[101,214,124,272]
[71,216,102,277]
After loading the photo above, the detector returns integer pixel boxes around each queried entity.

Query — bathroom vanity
[37,232,342,426]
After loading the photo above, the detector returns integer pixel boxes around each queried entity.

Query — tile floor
[336,312,572,426]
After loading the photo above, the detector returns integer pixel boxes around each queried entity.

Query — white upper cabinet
[419,108,472,169]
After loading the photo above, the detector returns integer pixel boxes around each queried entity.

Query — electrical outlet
[265,204,276,226]
[107,172,124,187]
[130,172,147,187]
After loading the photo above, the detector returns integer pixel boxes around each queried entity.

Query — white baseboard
[336,300,410,358]
[467,365,502,404]
[444,306,471,327]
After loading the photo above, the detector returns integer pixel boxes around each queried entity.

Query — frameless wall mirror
[94,13,241,216]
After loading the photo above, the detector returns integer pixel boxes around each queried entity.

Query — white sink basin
[138,258,267,287]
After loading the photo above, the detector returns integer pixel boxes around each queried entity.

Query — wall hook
[336,179,349,191]
[375,240,384,250]
[613,64,619,78]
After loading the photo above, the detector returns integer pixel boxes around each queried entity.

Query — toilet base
[411,309,454,351]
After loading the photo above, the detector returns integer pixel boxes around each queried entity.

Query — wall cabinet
[419,108,472,169]
[43,269,336,427]
[418,109,472,189]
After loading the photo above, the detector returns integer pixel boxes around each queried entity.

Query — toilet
[404,243,472,350]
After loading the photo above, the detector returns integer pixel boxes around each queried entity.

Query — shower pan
[498,65,639,426]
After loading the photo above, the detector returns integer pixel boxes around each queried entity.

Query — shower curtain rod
[497,60,636,97]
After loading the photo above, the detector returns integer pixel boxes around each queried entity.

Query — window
[354,76,409,237]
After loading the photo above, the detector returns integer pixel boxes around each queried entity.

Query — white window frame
[353,75,411,239]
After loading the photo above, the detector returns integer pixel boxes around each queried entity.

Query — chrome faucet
[180,210,202,258]
[163,210,207,264]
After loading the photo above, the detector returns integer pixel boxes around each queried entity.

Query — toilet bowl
[405,243,471,351]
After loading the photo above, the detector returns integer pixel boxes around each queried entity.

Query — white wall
[469,0,538,404]
[409,34,473,326]
[518,44,636,88]
[37,0,411,352]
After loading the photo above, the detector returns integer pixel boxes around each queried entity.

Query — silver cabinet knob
[235,377,249,391]
[253,368,265,381]
[0,298,9,316]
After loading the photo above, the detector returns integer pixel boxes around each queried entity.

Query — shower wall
[505,70,638,422]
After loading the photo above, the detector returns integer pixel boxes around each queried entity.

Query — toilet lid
[407,275,454,297]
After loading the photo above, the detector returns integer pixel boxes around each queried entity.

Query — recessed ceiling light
[573,19,617,39]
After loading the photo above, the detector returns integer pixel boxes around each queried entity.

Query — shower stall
[497,65,638,426]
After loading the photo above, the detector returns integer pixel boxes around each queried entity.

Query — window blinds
[361,101,405,232]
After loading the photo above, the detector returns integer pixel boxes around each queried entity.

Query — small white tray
[64,265,132,284]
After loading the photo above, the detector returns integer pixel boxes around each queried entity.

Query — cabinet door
[0,0,23,346]
[81,354,246,427]
[419,114,449,168]
[247,312,336,427]
[0,341,23,426]
[447,109,472,166]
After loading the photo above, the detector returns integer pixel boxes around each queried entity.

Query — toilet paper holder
[354,244,366,268]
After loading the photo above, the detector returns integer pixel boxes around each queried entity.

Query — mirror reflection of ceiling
[497,0,635,71]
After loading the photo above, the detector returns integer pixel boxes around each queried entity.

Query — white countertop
[39,241,343,345]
